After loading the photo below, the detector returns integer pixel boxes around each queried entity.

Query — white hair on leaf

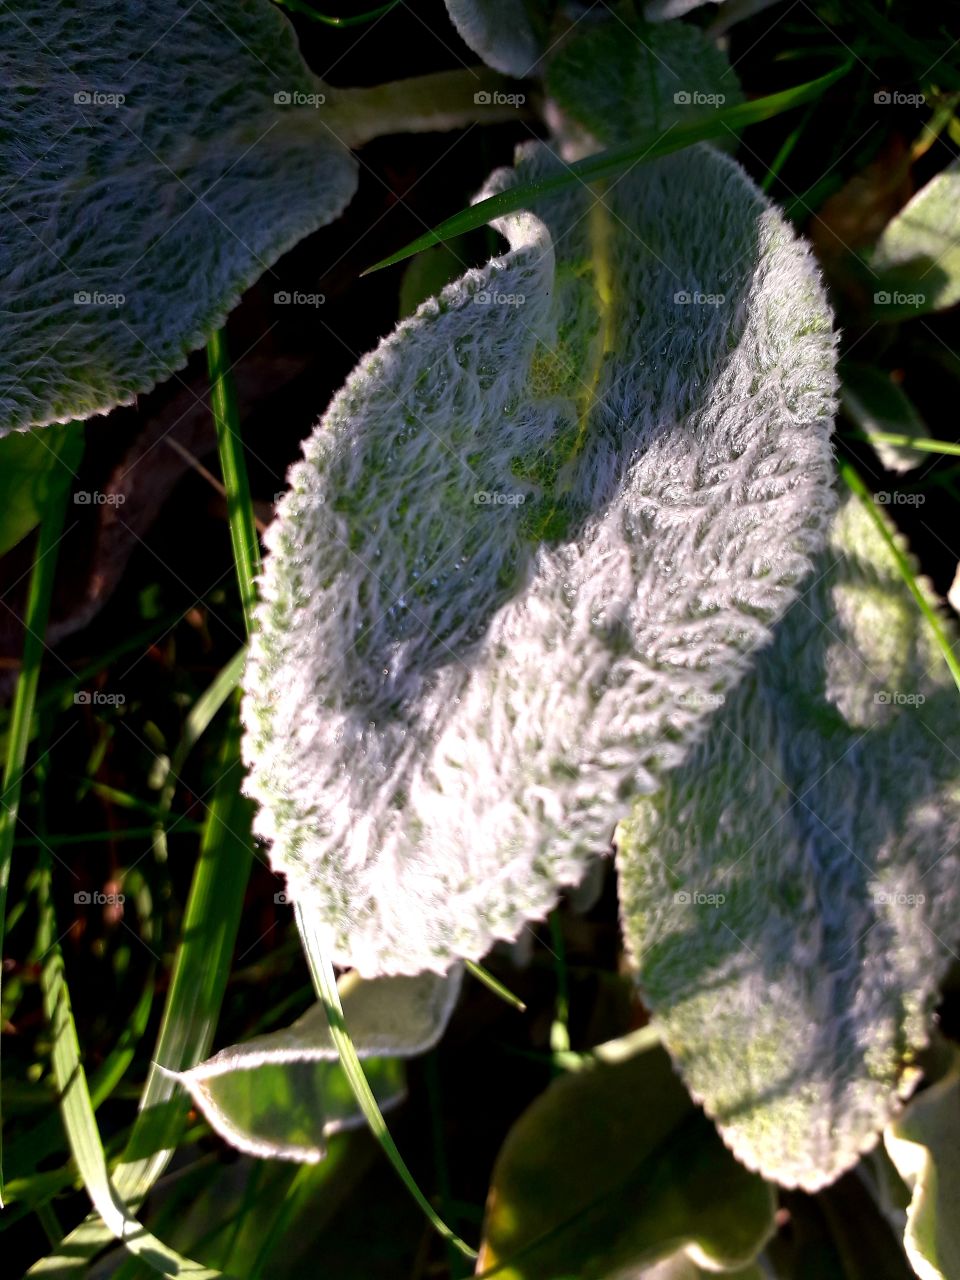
[617,493,960,1191]
[243,140,838,977]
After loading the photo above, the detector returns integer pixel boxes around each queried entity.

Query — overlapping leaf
[886,1047,960,1280]
[841,362,927,473]
[478,1035,775,1278]
[871,159,960,317]
[617,493,960,1191]
[244,137,837,977]
[546,11,742,156]
[172,970,461,1162]
[443,0,550,76]
[0,0,358,435]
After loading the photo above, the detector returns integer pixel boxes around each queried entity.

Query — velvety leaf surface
[478,1036,775,1279]
[443,0,549,76]
[546,12,742,156]
[243,139,836,977]
[617,494,960,1191]
[0,0,358,434]
[172,970,460,1161]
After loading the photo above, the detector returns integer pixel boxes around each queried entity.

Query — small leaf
[871,159,960,317]
[443,0,550,76]
[398,240,473,319]
[0,0,358,434]
[172,969,461,1162]
[244,139,836,977]
[885,1047,960,1280]
[840,362,928,472]
[546,11,742,156]
[477,1037,775,1279]
[0,423,84,555]
[617,493,960,1191]
[645,0,727,19]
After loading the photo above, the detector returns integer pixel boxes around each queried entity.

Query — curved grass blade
[363,61,851,274]
[210,327,474,1259]
[296,905,478,1261]
[34,860,220,1278]
[30,719,254,1274]
[207,331,261,630]
[0,438,79,1201]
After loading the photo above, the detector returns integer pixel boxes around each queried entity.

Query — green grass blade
[207,330,261,631]
[31,860,221,1278]
[363,61,851,275]
[464,960,526,1012]
[207,331,473,1258]
[295,905,478,1261]
[840,460,960,694]
[0,455,75,1202]
[850,430,960,457]
[33,718,254,1272]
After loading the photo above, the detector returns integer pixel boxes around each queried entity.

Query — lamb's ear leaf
[171,970,461,1162]
[244,138,836,978]
[871,159,960,317]
[545,10,742,156]
[477,1037,775,1279]
[885,1046,960,1280]
[0,423,84,555]
[0,0,358,436]
[617,492,960,1191]
[840,361,928,473]
[443,0,551,76]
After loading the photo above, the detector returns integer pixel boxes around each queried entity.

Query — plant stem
[325,69,532,149]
